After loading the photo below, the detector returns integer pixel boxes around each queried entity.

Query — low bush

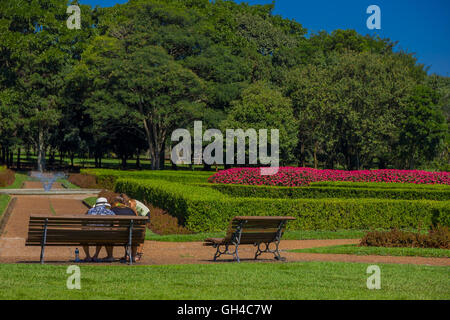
[97,189,191,235]
[68,174,98,189]
[360,226,450,249]
[115,179,450,233]
[146,205,192,235]
[0,168,15,187]
[82,169,212,190]
[210,184,450,201]
[310,181,450,190]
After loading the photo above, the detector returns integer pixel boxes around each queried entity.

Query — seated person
[111,194,139,262]
[130,199,150,261]
[83,197,115,262]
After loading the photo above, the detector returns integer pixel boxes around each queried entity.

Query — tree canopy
[0,0,448,171]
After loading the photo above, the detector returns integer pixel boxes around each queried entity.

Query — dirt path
[22,181,64,189]
[0,195,94,260]
[0,194,448,267]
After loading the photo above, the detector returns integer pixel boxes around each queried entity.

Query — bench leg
[234,244,240,263]
[40,218,48,264]
[127,220,134,266]
[213,245,225,261]
[254,242,285,261]
[213,244,240,263]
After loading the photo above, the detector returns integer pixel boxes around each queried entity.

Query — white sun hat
[95,197,111,208]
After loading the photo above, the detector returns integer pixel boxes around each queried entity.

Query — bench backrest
[26,215,148,246]
[224,216,295,245]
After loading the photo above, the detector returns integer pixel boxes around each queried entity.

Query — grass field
[0,194,10,217]
[291,244,450,258]
[0,262,448,300]
[57,178,80,189]
[144,229,366,242]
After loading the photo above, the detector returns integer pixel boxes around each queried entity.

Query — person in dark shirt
[111,194,138,263]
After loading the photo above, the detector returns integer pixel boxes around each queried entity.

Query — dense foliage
[0,0,448,171]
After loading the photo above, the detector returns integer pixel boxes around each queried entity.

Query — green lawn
[57,178,80,189]
[291,244,450,258]
[0,262,448,300]
[0,194,10,217]
[84,197,96,207]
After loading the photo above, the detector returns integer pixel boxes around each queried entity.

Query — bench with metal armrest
[204,216,296,262]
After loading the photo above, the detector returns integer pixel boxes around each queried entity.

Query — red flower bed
[208,167,450,187]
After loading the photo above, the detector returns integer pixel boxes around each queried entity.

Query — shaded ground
[0,193,449,267]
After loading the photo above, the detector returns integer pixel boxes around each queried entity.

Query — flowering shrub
[208,167,450,187]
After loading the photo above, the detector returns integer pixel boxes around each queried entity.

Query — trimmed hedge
[115,179,450,233]
[82,169,212,190]
[310,181,450,190]
[209,183,450,201]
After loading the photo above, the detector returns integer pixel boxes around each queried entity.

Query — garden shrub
[0,168,15,187]
[146,204,192,235]
[68,173,98,189]
[310,181,450,190]
[97,189,191,235]
[210,183,450,201]
[115,179,450,233]
[82,169,212,189]
[360,226,450,249]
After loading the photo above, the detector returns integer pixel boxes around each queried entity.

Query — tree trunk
[70,153,74,168]
[10,151,14,168]
[159,142,165,170]
[313,142,318,170]
[300,143,305,167]
[136,149,141,170]
[37,128,46,172]
[1,147,5,164]
[16,148,21,170]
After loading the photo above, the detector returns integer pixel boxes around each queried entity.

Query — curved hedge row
[210,184,450,201]
[310,181,450,190]
[81,169,212,190]
[115,179,450,233]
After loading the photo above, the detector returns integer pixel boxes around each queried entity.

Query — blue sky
[79,0,450,76]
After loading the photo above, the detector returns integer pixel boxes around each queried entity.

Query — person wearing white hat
[82,197,115,262]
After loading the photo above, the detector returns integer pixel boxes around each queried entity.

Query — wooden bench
[204,216,296,262]
[25,215,149,264]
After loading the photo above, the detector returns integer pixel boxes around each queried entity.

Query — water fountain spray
[29,171,68,192]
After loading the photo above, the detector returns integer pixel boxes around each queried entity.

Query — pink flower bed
[208,167,450,187]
